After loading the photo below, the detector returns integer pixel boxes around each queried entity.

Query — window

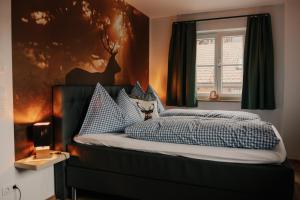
[196,29,245,101]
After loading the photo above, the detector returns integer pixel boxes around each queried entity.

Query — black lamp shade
[32,122,52,147]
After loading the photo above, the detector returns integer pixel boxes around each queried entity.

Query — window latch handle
[217,60,222,68]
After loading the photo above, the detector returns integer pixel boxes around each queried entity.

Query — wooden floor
[292,160,300,200]
[70,160,300,200]
[75,192,128,200]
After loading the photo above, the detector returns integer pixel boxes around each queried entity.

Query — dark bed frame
[52,85,294,200]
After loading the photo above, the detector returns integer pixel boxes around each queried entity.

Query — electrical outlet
[1,185,13,199]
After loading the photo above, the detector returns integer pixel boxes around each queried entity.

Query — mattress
[74,126,286,164]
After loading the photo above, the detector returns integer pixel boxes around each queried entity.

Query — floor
[72,160,300,200]
[75,191,129,200]
[292,160,300,200]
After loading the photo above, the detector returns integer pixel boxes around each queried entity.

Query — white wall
[282,0,300,160]
[149,16,175,103]
[149,5,300,159]
[0,0,55,199]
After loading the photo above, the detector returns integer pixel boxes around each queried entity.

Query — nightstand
[15,151,70,170]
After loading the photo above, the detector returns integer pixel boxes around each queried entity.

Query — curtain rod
[174,13,270,24]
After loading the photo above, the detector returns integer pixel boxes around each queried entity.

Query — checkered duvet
[125,116,280,150]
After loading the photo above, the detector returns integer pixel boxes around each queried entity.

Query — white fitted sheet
[74,126,286,164]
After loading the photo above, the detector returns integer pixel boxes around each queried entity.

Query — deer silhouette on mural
[66,14,122,85]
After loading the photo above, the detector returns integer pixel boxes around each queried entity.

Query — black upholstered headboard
[52,85,132,151]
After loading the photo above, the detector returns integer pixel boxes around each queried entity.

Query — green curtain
[166,22,197,107]
[242,14,275,109]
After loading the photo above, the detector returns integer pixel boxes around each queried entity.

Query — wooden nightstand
[15,151,70,170]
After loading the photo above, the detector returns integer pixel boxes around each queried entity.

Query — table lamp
[32,122,52,159]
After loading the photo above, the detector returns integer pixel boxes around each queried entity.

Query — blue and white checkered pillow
[131,81,155,101]
[79,83,133,135]
[117,89,144,124]
[146,85,165,113]
[131,81,165,113]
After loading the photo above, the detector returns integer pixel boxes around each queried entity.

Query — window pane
[221,65,243,95]
[222,35,244,65]
[197,38,215,66]
[196,66,215,94]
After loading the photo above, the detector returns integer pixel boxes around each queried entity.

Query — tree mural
[66,0,134,85]
[12,0,149,123]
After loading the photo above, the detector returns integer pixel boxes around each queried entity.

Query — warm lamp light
[32,122,52,159]
[34,122,51,126]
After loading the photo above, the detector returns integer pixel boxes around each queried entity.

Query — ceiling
[125,0,284,18]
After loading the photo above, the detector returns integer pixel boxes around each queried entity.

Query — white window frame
[196,28,246,101]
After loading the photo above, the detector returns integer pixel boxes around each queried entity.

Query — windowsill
[197,98,241,103]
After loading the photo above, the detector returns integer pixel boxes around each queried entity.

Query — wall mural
[12,0,149,159]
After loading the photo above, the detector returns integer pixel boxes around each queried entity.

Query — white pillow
[131,81,165,113]
[130,98,159,120]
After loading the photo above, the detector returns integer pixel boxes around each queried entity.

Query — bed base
[52,85,294,200]
[66,164,293,200]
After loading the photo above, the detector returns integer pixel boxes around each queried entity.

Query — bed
[52,85,294,200]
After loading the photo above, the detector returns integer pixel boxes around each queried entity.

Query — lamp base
[35,146,51,159]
